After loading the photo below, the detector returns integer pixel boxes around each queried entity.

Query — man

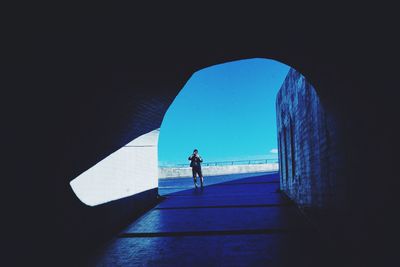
[188,149,204,188]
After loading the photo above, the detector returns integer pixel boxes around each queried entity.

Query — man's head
[193,149,198,155]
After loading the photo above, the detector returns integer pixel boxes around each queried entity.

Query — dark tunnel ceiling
[27,12,398,186]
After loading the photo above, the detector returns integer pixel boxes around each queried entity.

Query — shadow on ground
[89,173,331,267]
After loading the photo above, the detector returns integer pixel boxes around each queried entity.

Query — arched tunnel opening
[69,58,290,205]
[30,51,395,266]
[157,58,287,195]
[65,58,343,266]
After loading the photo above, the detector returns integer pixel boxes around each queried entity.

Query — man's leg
[192,168,198,188]
[198,169,204,187]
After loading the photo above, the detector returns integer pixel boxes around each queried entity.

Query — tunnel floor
[89,173,326,266]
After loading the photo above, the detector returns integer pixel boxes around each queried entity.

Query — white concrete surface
[70,129,160,206]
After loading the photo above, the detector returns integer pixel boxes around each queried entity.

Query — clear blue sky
[158,58,290,166]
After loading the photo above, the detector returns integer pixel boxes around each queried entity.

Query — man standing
[188,149,204,188]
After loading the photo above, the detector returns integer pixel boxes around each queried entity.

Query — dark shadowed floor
[89,173,328,267]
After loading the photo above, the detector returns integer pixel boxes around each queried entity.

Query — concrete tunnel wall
[276,68,346,210]
[12,14,400,266]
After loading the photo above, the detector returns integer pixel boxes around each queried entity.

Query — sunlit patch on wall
[70,129,159,206]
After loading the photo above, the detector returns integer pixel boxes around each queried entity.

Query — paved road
[91,173,326,266]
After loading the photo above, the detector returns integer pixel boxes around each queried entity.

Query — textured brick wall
[276,69,345,210]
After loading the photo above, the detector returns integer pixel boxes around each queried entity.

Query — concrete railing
[159,163,279,178]
[168,158,278,167]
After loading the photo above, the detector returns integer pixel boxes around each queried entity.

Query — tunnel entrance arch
[159,58,292,197]
[68,57,334,214]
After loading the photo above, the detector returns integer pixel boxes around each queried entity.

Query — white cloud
[270,148,278,154]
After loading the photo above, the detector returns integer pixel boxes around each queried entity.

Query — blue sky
[158,58,290,166]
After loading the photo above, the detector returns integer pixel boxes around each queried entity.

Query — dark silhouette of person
[188,149,204,188]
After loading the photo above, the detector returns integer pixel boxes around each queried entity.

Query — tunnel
[8,8,400,267]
